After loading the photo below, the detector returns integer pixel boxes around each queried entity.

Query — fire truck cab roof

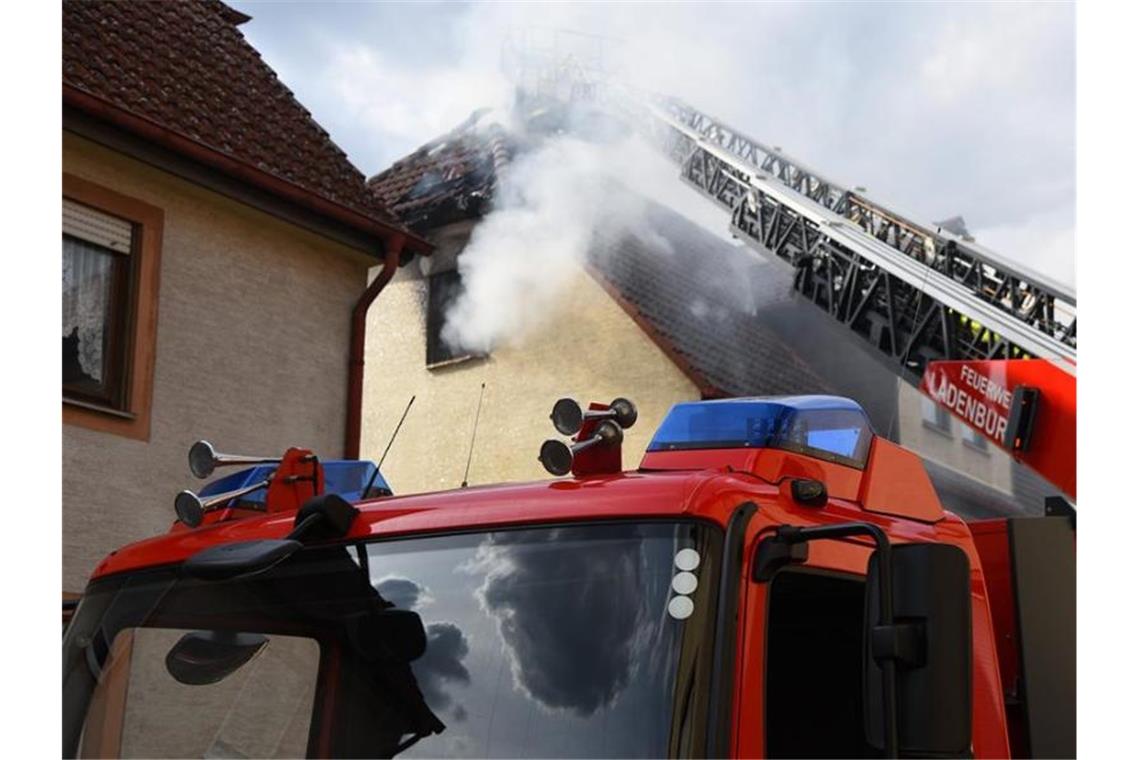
[65,395,1073,759]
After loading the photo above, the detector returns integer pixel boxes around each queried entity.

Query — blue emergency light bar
[198,460,392,506]
[648,395,875,468]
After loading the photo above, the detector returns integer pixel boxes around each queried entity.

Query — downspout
[345,234,406,459]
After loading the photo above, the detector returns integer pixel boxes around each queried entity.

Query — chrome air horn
[174,479,272,528]
[188,440,283,479]
[540,397,638,477]
[176,441,323,528]
[540,419,624,477]
[549,397,638,436]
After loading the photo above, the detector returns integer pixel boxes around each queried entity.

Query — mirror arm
[762,522,900,759]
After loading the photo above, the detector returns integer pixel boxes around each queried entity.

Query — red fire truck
[62,395,1074,759]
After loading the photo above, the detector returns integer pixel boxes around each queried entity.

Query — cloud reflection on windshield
[374,575,471,720]
[468,526,655,716]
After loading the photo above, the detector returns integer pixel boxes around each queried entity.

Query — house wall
[361,263,701,496]
[62,132,373,591]
[896,382,1014,494]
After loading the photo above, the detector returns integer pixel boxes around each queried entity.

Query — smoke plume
[440,127,709,353]
[244,2,1075,327]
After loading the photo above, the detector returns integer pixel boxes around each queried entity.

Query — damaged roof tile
[367,109,516,232]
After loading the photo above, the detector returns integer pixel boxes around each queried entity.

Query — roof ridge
[63,0,398,229]
[368,111,512,184]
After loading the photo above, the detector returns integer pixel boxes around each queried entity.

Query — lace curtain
[62,236,114,383]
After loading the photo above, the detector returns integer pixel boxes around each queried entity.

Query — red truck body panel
[969,518,1028,758]
[89,440,1017,757]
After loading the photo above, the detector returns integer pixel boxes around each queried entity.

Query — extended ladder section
[617,94,1077,381]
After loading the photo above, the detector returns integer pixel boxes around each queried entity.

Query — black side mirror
[165,630,269,685]
[182,539,303,581]
[865,543,972,756]
[181,494,360,581]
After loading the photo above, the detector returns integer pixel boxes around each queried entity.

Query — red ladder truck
[62,395,1074,759]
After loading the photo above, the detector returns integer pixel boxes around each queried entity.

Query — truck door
[734,513,878,758]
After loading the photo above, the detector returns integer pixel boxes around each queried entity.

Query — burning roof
[368,110,516,233]
[368,110,833,402]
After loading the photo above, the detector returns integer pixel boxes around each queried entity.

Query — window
[425,268,480,368]
[961,422,990,452]
[765,570,871,758]
[920,396,952,435]
[62,174,162,440]
[62,201,134,409]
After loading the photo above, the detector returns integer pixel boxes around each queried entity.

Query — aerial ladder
[615,93,1077,379]
[504,32,1077,496]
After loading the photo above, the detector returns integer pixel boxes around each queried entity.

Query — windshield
[64,521,722,758]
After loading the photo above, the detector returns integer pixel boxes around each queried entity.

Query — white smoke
[257,3,1076,351]
[440,127,723,353]
[440,136,598,354]
[257,2,1073,294]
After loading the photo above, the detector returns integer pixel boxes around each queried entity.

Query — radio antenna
[363,395,415,498]
[461,383,486,488]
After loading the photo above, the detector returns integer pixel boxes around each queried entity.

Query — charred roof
[367,110,516,233]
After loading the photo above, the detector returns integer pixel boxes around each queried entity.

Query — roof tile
[367,110,516,232]
[63,0,397,226]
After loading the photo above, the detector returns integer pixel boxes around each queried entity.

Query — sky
[231,0,1076,289]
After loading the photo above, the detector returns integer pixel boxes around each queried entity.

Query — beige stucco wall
[361,264,701,496]
[63,132,373,591]
[896,381,1014,493]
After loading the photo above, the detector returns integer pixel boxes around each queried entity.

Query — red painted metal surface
[569,402,624,477]
[858,437,945,523]
[92,471,711,579]
[88,437,1014,757]
[263,447,325,514]
[733,500,1009,758]
[921,359,1076,499]
[969,518,1028,758]
[641,447,866,498]
[643,438,941,523]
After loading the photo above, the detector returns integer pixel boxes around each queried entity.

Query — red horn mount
[265,447,325,514]
[173,445,326,530]
[539,398,637,478]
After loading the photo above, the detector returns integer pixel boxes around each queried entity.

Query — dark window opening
[62,231,136,410]
[765,570,872,759]
[425,268,481,368]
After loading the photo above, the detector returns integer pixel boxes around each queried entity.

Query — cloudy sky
[231,1,1075,288]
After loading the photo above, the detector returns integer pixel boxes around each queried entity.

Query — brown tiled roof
[587,205,837,400]
[62,0,401,230]
[367,110,515,232]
